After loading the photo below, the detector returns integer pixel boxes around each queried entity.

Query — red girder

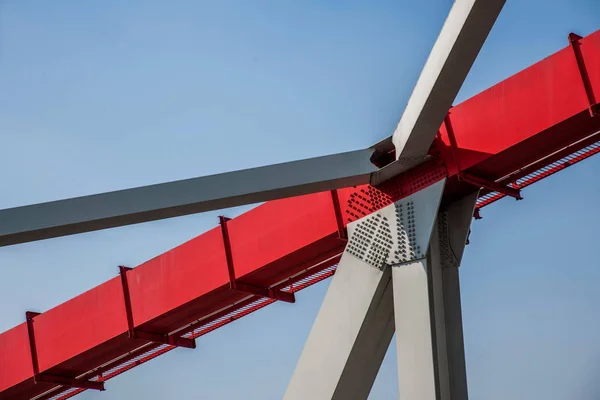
[1,30,600,400]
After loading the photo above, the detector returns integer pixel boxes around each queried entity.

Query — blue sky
[1,0,600,398]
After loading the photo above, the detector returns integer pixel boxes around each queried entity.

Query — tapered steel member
[284,180,446,399]
[283,220,395,400]
[392,192,478,400]
[392,0,505,159]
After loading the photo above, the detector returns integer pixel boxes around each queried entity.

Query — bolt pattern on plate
[345,198,427,270]
[345,158,447,223]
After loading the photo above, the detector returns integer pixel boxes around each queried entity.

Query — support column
[284,180,446,400]
[283,239,395,400]
[393,192,477,400]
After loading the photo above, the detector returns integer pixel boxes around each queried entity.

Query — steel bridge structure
[1,1,599,399]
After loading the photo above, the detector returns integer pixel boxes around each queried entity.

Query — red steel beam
[1,29,599,400]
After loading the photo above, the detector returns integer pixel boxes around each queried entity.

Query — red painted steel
[0,324,33,395]
[1,29,600,400]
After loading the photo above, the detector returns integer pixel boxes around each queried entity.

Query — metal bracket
[128,329,196,349]
[218,216,237,286]
[35,374,105,391]
[25,311,105,391]
[459,172,522,200]
[444,114,522,201]
[568,33,598,117]
[330,190,348,241]
[118,266,196,349]
[218,216,296,303]
[233,282,295,303]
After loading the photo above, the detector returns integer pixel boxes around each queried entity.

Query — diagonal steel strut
[391,0,505,160]
[0,145,426,247]
[0,149,381,247]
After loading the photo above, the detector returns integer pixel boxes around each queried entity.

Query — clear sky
[1,0,600,399]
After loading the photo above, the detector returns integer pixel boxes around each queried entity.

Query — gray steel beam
[437,192,478,399]
[392,0,505,159]
[0,149,378,247]
[283,241,395,400]
[386,180,446,399]
[393,191,477,400]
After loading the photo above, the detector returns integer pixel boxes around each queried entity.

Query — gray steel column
[283,236,395,400]
[284,180,446,400]
[439,193,478,399]
[393,192,477,400]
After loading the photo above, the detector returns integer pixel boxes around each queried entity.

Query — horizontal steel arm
[0,149,378,247]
